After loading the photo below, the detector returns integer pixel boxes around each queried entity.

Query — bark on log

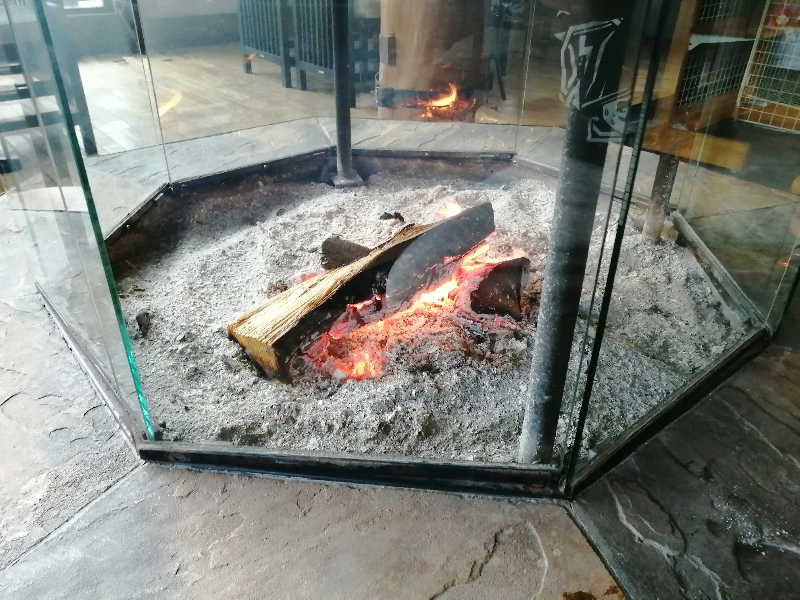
[320,236,370,269]
[470,257,531,320]
[384,202,495,310]
[228,224,431,375]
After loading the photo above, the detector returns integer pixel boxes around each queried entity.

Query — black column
[331,0,362,188]
[519,6,634,464]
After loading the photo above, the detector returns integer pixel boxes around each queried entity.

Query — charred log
[384,202,495,310]
[379,211,404,222]
[470,257,530,320]
[321,236,371,269]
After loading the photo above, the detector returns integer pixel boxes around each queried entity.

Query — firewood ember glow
[302,239,530,381]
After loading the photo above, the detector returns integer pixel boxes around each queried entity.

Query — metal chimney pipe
[332,0,363,188]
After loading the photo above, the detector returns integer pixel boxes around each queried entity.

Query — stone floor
[572,296,800,600]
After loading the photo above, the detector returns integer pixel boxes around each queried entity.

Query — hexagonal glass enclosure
[3,0,798,495]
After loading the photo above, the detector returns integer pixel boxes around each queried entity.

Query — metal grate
[240,0,283,57]
[678,41,753,105]
[737,0,800,132]
[697,0,751,22]
[295,0,334,71]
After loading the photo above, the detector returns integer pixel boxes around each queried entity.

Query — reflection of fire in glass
[404,83,478,121]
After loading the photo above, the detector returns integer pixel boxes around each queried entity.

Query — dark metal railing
[239,0,377,90]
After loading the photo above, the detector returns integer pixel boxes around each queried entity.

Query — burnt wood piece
[470,257,530,320]
[228,223,432,375]
[321,236,370,269]
[384,202,495,310]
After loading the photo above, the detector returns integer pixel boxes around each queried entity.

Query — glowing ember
[303,237,527,381]
[461,241,526,272]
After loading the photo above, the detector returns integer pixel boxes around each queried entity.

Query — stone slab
[0,464,622,600]
[572,345,800,600]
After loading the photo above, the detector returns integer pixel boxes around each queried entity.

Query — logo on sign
[559,19,630,142]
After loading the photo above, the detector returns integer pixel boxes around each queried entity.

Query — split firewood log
[228,203,499,377]
[228,224,430,374]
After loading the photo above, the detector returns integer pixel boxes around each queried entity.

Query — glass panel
[570,0,800,472]
[43,0,169,234]
[339,0,524,154]
[136,0,334,181]
[103,0,647,472]
[13,0,795,480]
[2,0,153,438]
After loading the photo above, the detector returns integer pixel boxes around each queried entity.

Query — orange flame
[461,241,526,272]
[303,235,527,381]
[349,350,383,379]
[410,277,458,311]
[409,82,475,121]
[429,83,458,108]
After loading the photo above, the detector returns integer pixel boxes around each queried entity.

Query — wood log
[229,203,499,376]
[470,257,530,320]
[320,236,370,269]
[384,202,495,310]
[228,223,431,375]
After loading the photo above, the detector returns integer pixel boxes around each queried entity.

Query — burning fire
[303,239,524,381]
[429,83,458,108]
[406,83,477,121]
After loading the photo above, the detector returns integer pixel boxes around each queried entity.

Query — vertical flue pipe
[519,7,632,464]
[332,0,362,187]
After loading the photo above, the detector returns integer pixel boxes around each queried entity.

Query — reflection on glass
[1,0,152,436]
[38,0,168,234]
[133,0,335,181]
[572,0,800,471]
[345,0,529,153]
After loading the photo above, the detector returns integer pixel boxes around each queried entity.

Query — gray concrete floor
[0,206,622,599]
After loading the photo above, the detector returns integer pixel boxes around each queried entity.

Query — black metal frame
[139,441,559,497]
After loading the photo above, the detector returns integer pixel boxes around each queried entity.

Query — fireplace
[8,0,794,495]
[228,202,535,382]
[104,153,750,469]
